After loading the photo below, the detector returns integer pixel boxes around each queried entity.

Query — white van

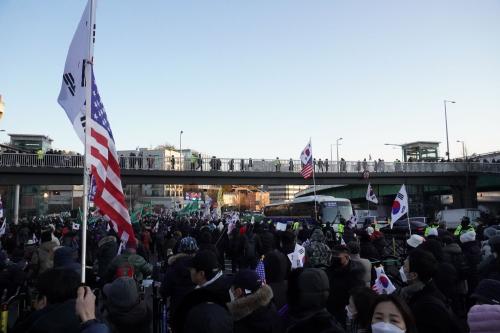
[436,208,481,229]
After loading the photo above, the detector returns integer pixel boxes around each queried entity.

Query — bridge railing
[0,153,499,174]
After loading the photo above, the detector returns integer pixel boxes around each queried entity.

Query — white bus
[263,195,353,225]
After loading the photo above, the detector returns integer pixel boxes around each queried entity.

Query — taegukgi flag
[57,0,92,143]
[300,141,313,179]
[366,183,378,204]
[390,184,408,227]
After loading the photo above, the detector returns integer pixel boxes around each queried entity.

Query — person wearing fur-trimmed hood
[227,269,284,333]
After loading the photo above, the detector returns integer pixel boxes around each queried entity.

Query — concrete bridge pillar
[451,176,477,208]
[13,184,20,225]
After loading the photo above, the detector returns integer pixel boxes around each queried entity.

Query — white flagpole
[310,138,318,222]
[81,0,96,284]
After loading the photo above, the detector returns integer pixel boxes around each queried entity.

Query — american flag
[89,73,136,246]
[300,141,314,179]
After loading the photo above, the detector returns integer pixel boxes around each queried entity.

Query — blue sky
[1,0,499,161]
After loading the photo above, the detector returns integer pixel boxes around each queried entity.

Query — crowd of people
[0,211,499,333]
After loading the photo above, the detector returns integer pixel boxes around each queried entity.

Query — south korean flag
[57,0,95,143]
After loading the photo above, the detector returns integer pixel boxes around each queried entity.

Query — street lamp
[384,143,404,161]
[336,137,343,172]
[444,100,456,161]
[179,130,183,171]
[456,140,466,160]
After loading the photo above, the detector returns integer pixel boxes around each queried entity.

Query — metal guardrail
[0,153,499,174]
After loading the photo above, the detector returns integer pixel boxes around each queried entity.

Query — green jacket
[105,251,153,282]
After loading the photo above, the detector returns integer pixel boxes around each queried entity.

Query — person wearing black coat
[326,246,365,327]
[263,250,288,311]
[12,269,81,333]
[400,249,461,333]
[359,231,380,260]
[96,235,118,282]
[459,231,481,298]
[227,270,283,333]
[161,253,196,316]
[286,268,344,333]
[257,226,276,255]
[103,277,152,333]
[172,251,232,333]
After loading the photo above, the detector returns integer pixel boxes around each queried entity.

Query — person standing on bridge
[229,159,234,171]
[171,155,175,170]
[275,157,281,172]
[325,159,329,172]
[289,158,294,172]
[240,159,245,171]
[119,154,126,169]
[190,154,197,171]
[318,158,324,172]
[197,154,203,171]
[249,158,253,171]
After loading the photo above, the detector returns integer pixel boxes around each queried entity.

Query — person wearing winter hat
[480,227,500,261]
[226,269,283,333]
[406,234,425,251]
[172,250,232,333]
[286,268,344,333]
[53,246,81,274]
[103,277,151,333]
[161,237,198,316]
[96,234,118,282]
[460,230,481,294]
[468,279,500,333]
[105,242,152,283]
[263,249,288,310]
[479,235,500,280]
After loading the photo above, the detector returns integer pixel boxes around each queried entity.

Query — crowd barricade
[0,287,31,333]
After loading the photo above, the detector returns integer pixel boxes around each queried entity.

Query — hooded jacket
[264,250,288,310]
[97,236,118,279]
[105,299,151,333]
[305,229,331,268]
[161,253,196,314]
[468,304,500,333]
[227,285,282,333]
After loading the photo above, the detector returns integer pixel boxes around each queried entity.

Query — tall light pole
[336,137,343,172]
[384,143,404,161]
[456,140,466,160]
[444,100,455,161]
[179,130,183,171]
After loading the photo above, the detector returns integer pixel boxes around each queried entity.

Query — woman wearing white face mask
[369,294,417,333]
[346,287,377,333]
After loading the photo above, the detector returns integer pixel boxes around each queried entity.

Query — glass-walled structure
[402,141,440,162]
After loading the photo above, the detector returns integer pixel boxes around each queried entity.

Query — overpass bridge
[1,153,500,207]
[0,153,499,186]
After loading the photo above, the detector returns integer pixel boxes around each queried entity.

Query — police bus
[263,195,353,225]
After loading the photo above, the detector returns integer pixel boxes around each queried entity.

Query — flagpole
[81,0,96,284]
[310,138,318,222]
[406,183,412,236]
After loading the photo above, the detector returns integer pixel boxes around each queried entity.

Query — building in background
[266,185,308,203]
[9,133,53,152]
